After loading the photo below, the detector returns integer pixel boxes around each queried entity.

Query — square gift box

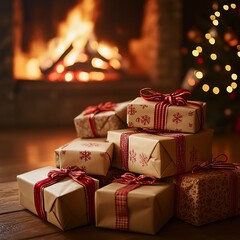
[127,97,206,133]
[95,180,174,234]
[74,101,129,138]
[55,138,113,176]
[174,169,240,226]
[17,166,99,231]
[107,128,213,178]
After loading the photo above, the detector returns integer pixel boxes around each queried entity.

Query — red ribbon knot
[140,88,191,106]
[84,101,116,115]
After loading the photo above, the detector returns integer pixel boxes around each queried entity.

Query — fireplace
[0,0,182,128]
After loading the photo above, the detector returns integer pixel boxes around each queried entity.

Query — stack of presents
[17,88,240,234]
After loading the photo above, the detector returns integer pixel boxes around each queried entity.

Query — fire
[14,0,124,81]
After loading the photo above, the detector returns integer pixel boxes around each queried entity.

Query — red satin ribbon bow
[84,101,116,115]
[140,88,191,106]
[113,172,156,185]
[192,154,240,173]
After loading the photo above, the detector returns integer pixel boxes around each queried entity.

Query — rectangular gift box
[95,181,174,234]
[74,101,130,138]
[127,97,206,133]
[55,138,113,176]
[174,169,240,226]
[107,128,213,178]
[17,166,99,231]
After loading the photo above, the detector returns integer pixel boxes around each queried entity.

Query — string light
[209,38,215,44]
[213,87,220,94]
[210,53,217,60]
[226,86,233,93]
[230,3,236,9]
[212,19,219,26]
[231,73,238,80]
[192,50,199,57]
[202,84,210,92]
[196,46,203,53]
[214,11,220,17]
[223,5,229,11]
[225,65,231,71]
[195,71,203,79]
[231,82,237,89]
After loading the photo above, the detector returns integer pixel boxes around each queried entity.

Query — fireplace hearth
[0,0,182,128]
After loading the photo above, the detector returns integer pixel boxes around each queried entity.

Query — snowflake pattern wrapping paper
[174,170,240,226]
[55,138,113,176]
[107,128,213,178]
[127,97,206,133]
[95,181,174,234]
[74,101,130,138]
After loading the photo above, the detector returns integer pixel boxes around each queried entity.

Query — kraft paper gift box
[107,128,213,178]
[174,169,240,226]
[127,97,206,133]
[55,138,113,176]
[17,166,99,231]
[95,177,174,234]
[74,101,129,138]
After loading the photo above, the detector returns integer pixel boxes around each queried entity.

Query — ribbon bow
[140,88,191,106]
[192,154,240,173]
[84,101,116,115]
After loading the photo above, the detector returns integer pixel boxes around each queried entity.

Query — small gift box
[127,88,206,133]
[95,173,174,234]
[17,166,99,231]
[74,101,129,138]
[174,160,240,226]
[107,128,213,178]
[55,138,113,176]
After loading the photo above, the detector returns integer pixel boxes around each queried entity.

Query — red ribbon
[83,102,116,137]
[34,166,97,223]
[140,88,191,106]
[113,173,156,230]
[192,154,240,173]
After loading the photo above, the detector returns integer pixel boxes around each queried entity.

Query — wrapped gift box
[95,181,174,234]
[55,138,113,176]
[74,101,129,138]
[107,128,213,178]
[17,166,99,231]
[127,97,206,133]
[174,169,240,226]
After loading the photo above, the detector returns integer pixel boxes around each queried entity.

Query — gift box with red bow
[55,138,113,176]
[174,158,240,226]
[74,101,129,138]
[107,128,213,178]
[17,166,99,231]
[127,88,206,133]
[95,173,174,234]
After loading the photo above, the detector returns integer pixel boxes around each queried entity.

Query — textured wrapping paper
[74,101,129,138]
[174,170,240,226]
[95,182,174,234]
[17,166,99,230]
[107,128,213,178]
[127,97,206,133]
[55,138,113,176]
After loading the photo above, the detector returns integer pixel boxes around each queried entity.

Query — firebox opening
[13,0,147,82]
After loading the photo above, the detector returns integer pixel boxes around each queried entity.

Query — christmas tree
[182,0,240,133]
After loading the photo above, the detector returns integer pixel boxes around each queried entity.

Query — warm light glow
[223,5,229,11]
[226,86,233,93]
[209,38,215,45]
[98,43,119,60]
[231,3,236,9]
[196,46,202,53]
[202,84,210,92]
[214,11,220,17]
[89,72,105,81]
[210,15,216,21]
[195,71,203,79]
[192,50,199,57]
[91,58,108,69]
[213,87,220,94]
[212,20,219,26]
[237,51,240,57]
[56,63,65,73]
[212,3,218,10]
[78,53,88,62]
[231,82,237,89]
[210,53,217,60]
[77,72,90,81]
[231,73,238,80]
[205,33,211,40]
[26,59,41,79]
[225,65,231,71]
[109,59,121,70]
[187,78,196,86]
[64,72,74,82]
[237,45,240,50]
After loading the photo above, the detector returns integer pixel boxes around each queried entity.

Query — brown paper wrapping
[95,182,174,234]
[17,166,99,230]
[174,170,240,226]
[55,138,113,176]
[107,128,213,178]
[127,97,206,133]
[74,101,130,138]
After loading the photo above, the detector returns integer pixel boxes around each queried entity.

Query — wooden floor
[0,127,240,240]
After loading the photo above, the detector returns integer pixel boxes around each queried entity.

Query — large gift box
[17,166,99,231]
[55,138,113,176]
[95,173,174,234]
[127,88,206,133]
[74,101,129,138]
[174,169,240,226]
[107,128,213,178]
